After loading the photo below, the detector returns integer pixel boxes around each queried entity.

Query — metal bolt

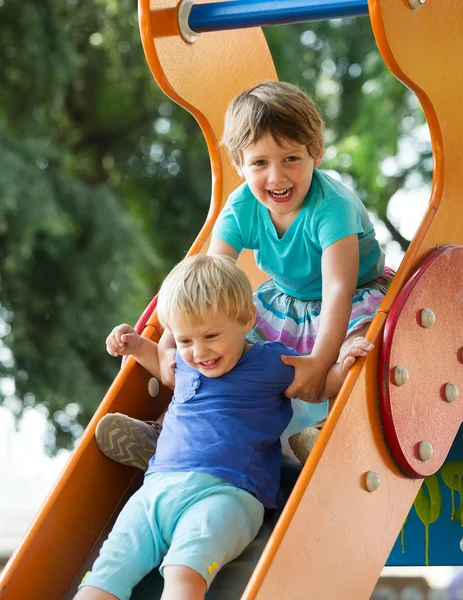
[445,383,459,403]
[408,0,425,8]
[178,0,199,44]
[365,471,381,492]
[394,366,409,386]
[148,377,160,398]
[420,308,435,328]
[460,538,463,552]
[418,441,434,462]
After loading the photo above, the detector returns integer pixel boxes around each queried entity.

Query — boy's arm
[130,337,161,381]
[317,337,373,401]
[158,328,177,389]
[281,337,373,403]
[106,324,161,380]
[318,364,344,401]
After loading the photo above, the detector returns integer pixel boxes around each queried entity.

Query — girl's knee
[162,566,206,600]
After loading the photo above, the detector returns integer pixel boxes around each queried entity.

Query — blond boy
[79,255,369,600]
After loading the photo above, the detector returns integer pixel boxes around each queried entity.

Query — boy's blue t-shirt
[213,169,385,300]
[147,341,298,508]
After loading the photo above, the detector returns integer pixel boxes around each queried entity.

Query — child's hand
[281,354,329,402]
[106,324,142,357]
[159,347,176,390]
[339,337,374,378]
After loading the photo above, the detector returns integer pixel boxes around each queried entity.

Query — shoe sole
[288,427,321,465]
[95,413,160,471]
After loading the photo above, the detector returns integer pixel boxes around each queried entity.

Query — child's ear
[314,142,324,167]
[233,160,244,179]
[244,305,257,332]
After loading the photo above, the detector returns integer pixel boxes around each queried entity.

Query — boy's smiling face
[238,132,322,234]
[169,308,256,378]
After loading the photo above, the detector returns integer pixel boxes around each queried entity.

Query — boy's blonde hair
[222,80,324,166]
[157,254,254,328]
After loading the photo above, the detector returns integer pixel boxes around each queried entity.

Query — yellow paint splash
[413,474,442,566]
[400,514,408,553]
[399,461,463,563]
[441,461,463,525]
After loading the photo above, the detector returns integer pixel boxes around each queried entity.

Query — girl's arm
[207,236,240,259]
[312,234,359,368]
[282,235,359,401]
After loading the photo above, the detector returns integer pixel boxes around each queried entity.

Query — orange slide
[2,1,463,598]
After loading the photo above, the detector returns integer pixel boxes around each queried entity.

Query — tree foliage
[0,1,432,451]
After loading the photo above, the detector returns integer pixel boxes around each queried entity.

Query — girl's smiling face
[169,308,255,378]
[238,132,322,235]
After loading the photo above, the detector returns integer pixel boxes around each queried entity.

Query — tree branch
[382,214,410,252]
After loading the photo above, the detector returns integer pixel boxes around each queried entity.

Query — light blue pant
[80,471,264,600]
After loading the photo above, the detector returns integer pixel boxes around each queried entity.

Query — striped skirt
[247,267,395,355]
[247,267,395,443]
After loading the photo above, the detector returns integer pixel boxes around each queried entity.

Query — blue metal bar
[188,0,369,33]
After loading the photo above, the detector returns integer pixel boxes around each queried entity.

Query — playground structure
[1,0,463,598]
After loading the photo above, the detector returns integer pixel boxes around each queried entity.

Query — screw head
[420,308,436,328]
[394,366,409,386]
[460,538,463,552]
[408,0,425,8]
[148,377,160,398]
[365,471,381,492]
[178,0,199,44]
[418,441,434,462]
[445,383,459,403]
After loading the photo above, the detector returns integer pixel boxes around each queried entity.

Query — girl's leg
[74,587,119,600]
[162,566,207,600]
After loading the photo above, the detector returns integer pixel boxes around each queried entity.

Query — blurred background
[0,0,460,596]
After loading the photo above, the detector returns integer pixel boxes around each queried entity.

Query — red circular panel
[379,245,463,478]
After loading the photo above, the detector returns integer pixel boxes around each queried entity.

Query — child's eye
[205,333,218,340]
[253,160,267,167]
[177,339,191,345]
[285,155,300,162]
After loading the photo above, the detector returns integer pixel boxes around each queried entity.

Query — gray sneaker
[288,419,326,465]
[95,413,162,471]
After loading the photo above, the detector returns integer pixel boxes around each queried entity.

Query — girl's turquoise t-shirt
[213,169,385,300]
